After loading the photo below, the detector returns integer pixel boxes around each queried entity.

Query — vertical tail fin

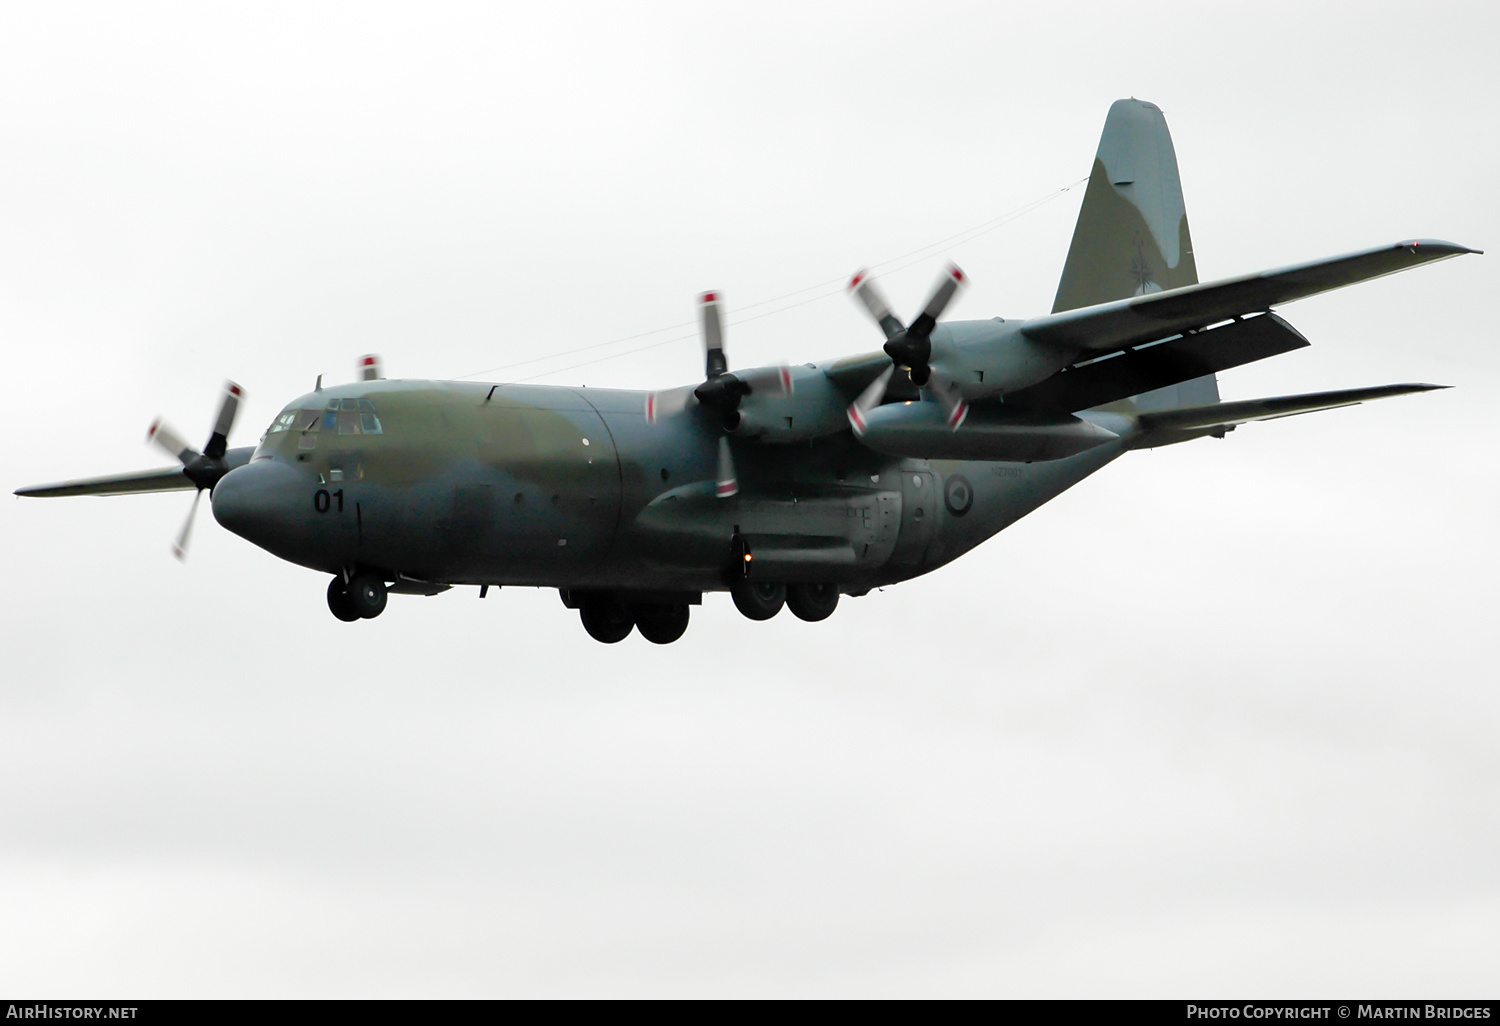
[1054,98,1218,411]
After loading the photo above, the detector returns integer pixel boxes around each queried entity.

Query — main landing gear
[327,571,387,621]
[730,580,839,623]
[574,592,692,645]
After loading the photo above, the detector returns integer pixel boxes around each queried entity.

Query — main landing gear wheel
[580,595,634,644]
[327,576,360,622]
[731,580,785,621]
[635,603,690,645]
[346,571,388,619]
[786,583,840,622]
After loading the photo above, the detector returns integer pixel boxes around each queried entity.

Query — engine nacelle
[726,366,850,443]
[858,400,1119,462]
[930,320,1079,400]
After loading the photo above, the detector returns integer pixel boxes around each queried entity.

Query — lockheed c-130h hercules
[16,99,1481,644]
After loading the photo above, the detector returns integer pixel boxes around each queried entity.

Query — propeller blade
[147,419,200,467]
[701,291,728,379]
[736,364,794,396]
[926,371,970,431]
[204,381,243,459]
[847,365,895,437]
[906,263,967,341]
[716,436,739,499]
[645,385,695,424]
[848,270,906,342]
[172,488,203,562]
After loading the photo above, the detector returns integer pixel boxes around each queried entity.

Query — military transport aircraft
[16,99,1481,644]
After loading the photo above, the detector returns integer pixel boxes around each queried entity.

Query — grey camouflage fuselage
[217,378,1112,595]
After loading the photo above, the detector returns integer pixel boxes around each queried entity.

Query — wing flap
[1026,240,1480,353]
[1006,312,1310,414]
[15,466,195,497]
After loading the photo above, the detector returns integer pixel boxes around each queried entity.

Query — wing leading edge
[15,466,196,497]
[1025,240,1480,354]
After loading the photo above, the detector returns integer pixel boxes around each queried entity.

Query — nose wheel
[328,572,388,621]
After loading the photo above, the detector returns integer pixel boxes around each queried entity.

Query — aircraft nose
[212,459,310,556]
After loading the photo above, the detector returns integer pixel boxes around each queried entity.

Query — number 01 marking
[313,489,344,513]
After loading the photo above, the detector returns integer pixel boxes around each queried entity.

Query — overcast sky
[1,0,1497,997]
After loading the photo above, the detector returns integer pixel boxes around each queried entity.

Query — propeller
[846,264,970,435]
[645,291,791,499]
[147,381,244,560]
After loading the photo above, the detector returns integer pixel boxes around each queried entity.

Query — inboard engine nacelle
[856,402,1119,462]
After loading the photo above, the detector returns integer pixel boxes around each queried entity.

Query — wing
[1128,383,1448,448]
[1024,240,1480,354]
[16,466,195,497]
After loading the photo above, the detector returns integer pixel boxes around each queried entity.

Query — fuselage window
[266,411,298,434]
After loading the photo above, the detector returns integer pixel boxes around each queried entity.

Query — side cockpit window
[265,399,382,438]
[358,399,383,435]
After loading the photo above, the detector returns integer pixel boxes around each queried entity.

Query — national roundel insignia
[944,474,973,517]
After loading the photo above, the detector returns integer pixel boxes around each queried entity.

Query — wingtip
[1398,239,1485,257]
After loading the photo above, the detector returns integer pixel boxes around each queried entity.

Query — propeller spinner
[846,264,970,435]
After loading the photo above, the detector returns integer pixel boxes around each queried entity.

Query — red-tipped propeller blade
[848,270,906,342]
[147,419,199,467]
[847,365,895,437]
[644,385,696,424]
[701,291,727,379]
[926,372,970,431]
[736,363,794,397]
[716,436,739,499]
[204,381,243,459]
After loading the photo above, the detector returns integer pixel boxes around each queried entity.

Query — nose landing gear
[327,571,388,621]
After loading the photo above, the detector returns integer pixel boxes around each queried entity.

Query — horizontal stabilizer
[1027,240,1480,354]
[1131,383,1448,447]
[15,466,195,497]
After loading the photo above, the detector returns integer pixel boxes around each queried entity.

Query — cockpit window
[357,398,383,435]
[266,399,382,437]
